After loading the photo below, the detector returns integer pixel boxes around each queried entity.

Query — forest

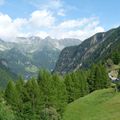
[0,63,113,120]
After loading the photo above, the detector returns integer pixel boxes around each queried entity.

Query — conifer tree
[64,73,74,103]
[38,70,53,107]
[52,73,67,113]
[5,80,20,109]
[15,79,25,119]
[23,78,43,120]
[87,64,110,92]
[112,51,120,64]
[87,64,96,92]
[77,70,89,97]
[70,72,80,100]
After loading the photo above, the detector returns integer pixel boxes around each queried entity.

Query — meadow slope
[63,88,120,120]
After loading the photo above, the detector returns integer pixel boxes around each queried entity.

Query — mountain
[0,59,17,88]
[0,37,81,79]
[63,88,120,120]
[54,27,120,74]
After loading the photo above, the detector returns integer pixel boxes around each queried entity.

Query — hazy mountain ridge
[0,36,81,79]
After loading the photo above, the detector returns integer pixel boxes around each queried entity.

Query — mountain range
[0,37,81,79]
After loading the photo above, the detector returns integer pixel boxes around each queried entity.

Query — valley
[0,37,81,79]
[0,1,120,119]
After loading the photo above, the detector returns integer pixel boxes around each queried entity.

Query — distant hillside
[54,27,120,74]
[0,59,17,88]
[0,37,81,79]
[63,88,120,120]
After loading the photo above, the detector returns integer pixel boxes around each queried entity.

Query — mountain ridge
[54,27,120,74]
[0,36,81,78]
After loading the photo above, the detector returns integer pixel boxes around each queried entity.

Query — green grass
[63,88,120,120]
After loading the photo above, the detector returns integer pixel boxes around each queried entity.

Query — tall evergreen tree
[77,70,89,97]
[64,73,74,103]
[112,51,120,64]
[52,73,67,113]
[38,70,67,115]
[23,78,43,120]
[87,64,110,92]
[65,70,89,103]
[5,80,20,109]
[38,70,54,107]
[87,64,96,92]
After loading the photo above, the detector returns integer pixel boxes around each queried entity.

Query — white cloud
[0,0,5,5]
[57,18,92,29]
[28,0,66,16]
[29,10,55,28]
[0,10,104,41]
[49,17,104,40]
[0,13,27,40]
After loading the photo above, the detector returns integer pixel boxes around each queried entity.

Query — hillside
[0,59,17,88]
[63,88,120,120]
[54,27,120,74]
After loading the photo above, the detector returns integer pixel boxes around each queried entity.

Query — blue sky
[0,0,119,41]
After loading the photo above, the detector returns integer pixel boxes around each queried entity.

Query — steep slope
[63,88,120,120]
[0,59,17,88]
[54,27,120,74]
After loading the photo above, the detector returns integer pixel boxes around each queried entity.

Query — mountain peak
[44,36,53,40]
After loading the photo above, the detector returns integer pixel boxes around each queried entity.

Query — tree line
[0,63,110,120]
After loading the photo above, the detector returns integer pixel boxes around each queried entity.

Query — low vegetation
[63,88,120,120]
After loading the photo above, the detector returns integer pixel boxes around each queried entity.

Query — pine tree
[38,70,54,107]
[100,64,110,88]
[112,51,120,64]
[52,73,67,113]
[70,72,80,100]
[38,70,67,115]
[5,80,20,109]
[94,65,102,89]
[23,78,43,120]
[87,64,96,92]
[77,70,89,97]
[87,64,110,92]
[15,79,25,119]
[65,70,89,103]
[64,73,74,103]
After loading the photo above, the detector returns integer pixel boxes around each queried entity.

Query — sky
[0,0,119,41]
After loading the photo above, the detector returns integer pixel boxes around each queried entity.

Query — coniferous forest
[0,63,111,120]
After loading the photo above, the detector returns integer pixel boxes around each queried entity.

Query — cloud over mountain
[0,0,104,41]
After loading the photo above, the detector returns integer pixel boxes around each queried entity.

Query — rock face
[54,27,120,74]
